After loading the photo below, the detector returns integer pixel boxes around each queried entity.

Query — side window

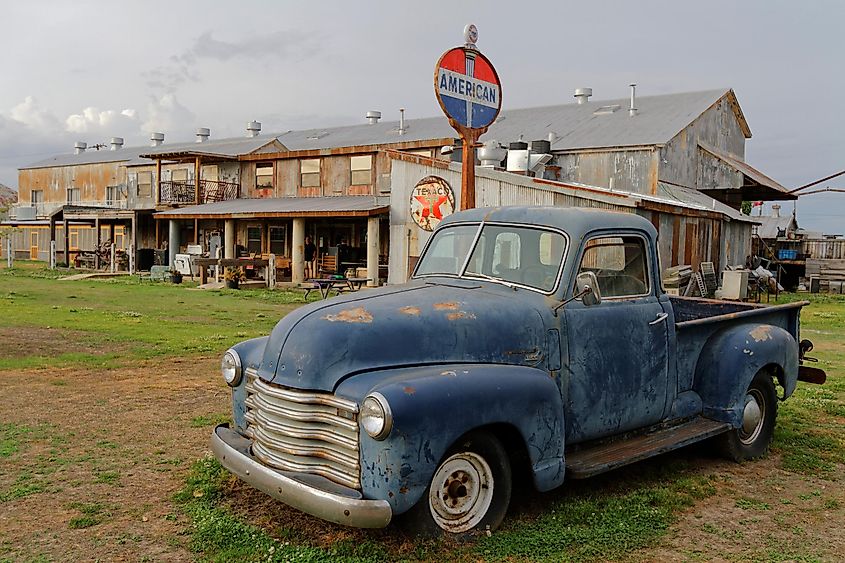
[578,235,650,298]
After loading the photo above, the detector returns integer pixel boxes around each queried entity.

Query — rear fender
[349,364,565,516]
[693,324,798,427]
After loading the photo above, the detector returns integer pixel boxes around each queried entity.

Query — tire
[399,431,512,537]
[717,370,778,461]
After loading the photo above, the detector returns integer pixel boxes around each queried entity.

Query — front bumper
[210,424,392,528]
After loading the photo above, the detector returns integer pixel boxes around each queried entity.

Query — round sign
[435,46,501,130]
[410,176,455,231]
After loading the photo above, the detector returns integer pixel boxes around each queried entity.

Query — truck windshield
[415,223,567,293]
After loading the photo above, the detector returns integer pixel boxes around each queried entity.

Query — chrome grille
[243,368,360,489]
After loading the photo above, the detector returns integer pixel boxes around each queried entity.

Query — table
[305,277,372,299]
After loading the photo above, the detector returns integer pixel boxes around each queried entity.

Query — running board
[566,418,731,479]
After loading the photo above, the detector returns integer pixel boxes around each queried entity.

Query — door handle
[649,312,669,325]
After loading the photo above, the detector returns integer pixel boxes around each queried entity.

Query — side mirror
[575,271,602,306]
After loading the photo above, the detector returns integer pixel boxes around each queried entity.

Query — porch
[154,196,390,287]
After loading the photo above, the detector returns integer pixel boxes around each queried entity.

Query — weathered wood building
[5,87,791,283]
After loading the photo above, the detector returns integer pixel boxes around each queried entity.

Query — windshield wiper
[463,271,518,289]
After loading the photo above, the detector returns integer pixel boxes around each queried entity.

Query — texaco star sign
[409,176,456,232]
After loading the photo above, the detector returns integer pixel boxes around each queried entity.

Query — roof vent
[74,141,87,154]
[109,137,124,151]
[366,111,382,124]
[772,204,781,218]
[574,87,593,104]
[398,108,407,135]
[629,83,638,116]
[196,128,210,143]
[478,140,507,168]
[246,121,261,137]
[593,104,621,116]
[150,132,165,147]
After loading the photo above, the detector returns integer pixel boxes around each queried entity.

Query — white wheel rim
[740,389,765,445]
[428,451,494,533]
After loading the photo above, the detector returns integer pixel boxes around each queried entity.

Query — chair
[319,255,338,275]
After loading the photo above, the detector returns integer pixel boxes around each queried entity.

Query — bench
[139,265,170,282]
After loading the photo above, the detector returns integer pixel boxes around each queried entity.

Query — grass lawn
[0,263,842,562]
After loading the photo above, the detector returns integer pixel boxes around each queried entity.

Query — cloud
[144,29,321,92]
[141,94,196,133]
[9,96,62,131]
[65,107,139,134]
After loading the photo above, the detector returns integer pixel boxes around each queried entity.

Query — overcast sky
[1,0,842,232]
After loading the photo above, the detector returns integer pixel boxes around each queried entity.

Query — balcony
[159,180,240,206]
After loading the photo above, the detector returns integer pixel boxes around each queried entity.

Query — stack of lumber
[806,259,845,292]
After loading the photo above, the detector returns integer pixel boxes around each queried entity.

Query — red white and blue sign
[435,47,501,130]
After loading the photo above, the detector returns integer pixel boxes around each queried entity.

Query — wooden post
[94,217,101,269]
[130,212,137,274]
[63,217,70,269]
[155,159,162,205]
[267,253,276,288]
[5,237,12,268]
[453,125,485,211]
[194,156,202,204]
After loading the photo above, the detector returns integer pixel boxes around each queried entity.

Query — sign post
[434,24,502,211]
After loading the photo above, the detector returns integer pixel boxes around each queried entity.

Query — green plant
[224,267,245,282]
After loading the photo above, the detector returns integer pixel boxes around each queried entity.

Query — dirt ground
[1,359,843,561]
[0,358,228,562]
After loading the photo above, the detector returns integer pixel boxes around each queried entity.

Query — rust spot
[749,325,773,342]
[403,386,415,395]
[433,301,459,311]
[399,306,421,316]
[322,307,373,324]
[446,311,476,321]
[399,486,409,494]
[388,491,394,498]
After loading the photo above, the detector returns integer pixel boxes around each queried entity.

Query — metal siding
[660,97,746,191]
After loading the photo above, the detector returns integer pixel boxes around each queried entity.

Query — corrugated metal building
[386,152,755,284]
[6,87,786,281]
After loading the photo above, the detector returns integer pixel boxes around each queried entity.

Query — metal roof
[154,196,389,219]
[697,142,794,201]
[756,214,797,239]
[21,135,284,170]
[23,88,740,171]
[137,136,283,162]
[276,89,737,152]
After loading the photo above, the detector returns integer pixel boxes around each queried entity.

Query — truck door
[563,233,669,444]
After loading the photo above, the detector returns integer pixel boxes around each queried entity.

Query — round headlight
[360,393,392,440]
[221,349,242,387]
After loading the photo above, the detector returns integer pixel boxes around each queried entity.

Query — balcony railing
[159,180,240,205]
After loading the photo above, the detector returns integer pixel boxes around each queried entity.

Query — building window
[30,190,44,205]
[115,227,125,250]
[138,171,152,197]
[300,159,321,187]
[247,226,262,255]
[350,155,373,185]
[106,186,123,207]
[256,163,273,189]
[66,188,80,204]
[269,226,286,255]
[171,169,188,183]
[69,229,79,250]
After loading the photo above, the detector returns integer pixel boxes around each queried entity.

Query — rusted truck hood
[258,280,548,392]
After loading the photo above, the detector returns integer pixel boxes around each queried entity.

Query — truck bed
[669,296,807,392]
[669,296,807,328]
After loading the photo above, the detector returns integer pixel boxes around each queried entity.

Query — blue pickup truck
[211,207,825,535]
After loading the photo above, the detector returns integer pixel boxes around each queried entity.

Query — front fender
[228,336,269,432]
[338,364,565,516]
[693,323,798,427]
